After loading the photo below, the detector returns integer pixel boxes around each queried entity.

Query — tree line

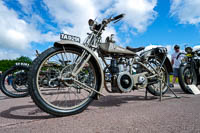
[0,56,32,72]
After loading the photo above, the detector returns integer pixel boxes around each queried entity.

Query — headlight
[185,47,193,53]
[88,19,94,26]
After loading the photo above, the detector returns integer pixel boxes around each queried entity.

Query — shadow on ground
[0,105,54,120]
[0,88,193,120]
[0,95,12,100]
[91,95,158,107]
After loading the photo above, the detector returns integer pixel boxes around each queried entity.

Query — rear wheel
[0,65,29,98]
[178,64,197,94]
[146,58,169,96]
[28,46,100,116]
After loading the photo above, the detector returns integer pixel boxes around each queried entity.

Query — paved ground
[0,84,200,133]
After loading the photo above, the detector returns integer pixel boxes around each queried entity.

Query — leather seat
[126,46,145,52]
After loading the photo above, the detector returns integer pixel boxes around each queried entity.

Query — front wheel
[0,65,29,98]
[178,64,197,94]
[28,46,101,116]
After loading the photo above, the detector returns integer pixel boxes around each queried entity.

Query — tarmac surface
[0,84,200,133]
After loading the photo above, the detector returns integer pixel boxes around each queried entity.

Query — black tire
[0,65,29,98]
[28,46,101,116]
[146,58,169,96]
[178,64,197,94]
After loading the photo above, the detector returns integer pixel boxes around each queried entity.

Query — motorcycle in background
[178,47,200,94]
[0,51,61,98]
[0,63,30,98]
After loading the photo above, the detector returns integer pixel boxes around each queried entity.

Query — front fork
[62,48,105,96]
[71,50,91,77]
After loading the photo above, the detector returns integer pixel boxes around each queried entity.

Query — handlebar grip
[113,14,125,21]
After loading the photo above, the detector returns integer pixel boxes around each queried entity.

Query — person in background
[170,45,181,87]
[0,71,2,77]
[7,74,14,85]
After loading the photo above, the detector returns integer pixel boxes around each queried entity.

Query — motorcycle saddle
[126,46,145,52]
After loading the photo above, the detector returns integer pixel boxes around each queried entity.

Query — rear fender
[162,57,173,73]
[54,40,104,99]
[151,48,173,73]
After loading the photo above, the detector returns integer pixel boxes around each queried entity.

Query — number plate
[60,33,81,43]
[15,63,30,66]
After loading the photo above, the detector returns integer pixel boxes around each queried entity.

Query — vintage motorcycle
[28,14,173,116]
[0,63,30,98]
[178,47,200,94]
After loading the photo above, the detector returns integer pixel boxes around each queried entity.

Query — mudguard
[163,57,173,73]
[54,40,104,98]
[151,47,173,73]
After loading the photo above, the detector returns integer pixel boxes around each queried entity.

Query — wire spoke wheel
[146,58,168,96]
[178,64,197,94]
[28,47,100,116]
[183,68,194,85]
[0,66,29,98]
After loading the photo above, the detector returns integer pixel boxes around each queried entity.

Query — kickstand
[145,89,148,100]
[145,80,180,101]
[159,80,181,101]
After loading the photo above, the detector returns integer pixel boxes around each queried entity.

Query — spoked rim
[12,71,28,92]
[36,49,97,110]
[1,67,29,97]
[183,68,194,85]
[147,58,168,93]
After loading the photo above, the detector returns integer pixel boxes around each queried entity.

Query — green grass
[169,75,179,83]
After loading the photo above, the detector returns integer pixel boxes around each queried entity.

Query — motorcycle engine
[117,72,134,92]
[110,59,134,93]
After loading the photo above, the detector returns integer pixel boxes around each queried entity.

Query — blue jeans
[173,68,179,77]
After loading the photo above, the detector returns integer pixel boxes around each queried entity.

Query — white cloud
[43,0,158,41]
[106,0,158,32]
[0,49,20,60]
[0,1,58,59]
[18,0,34,14]
[43,0,100,41]
[0,0,158,59]
[145,44,171,51]
[170,0,200,25]
[0,1,30,50]
[193,45,200,50]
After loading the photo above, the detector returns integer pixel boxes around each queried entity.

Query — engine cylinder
[110,59,119,74]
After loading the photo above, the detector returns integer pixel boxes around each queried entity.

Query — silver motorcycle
[28,14,173,116]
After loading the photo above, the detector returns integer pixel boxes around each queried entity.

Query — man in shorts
[171,45,181,87]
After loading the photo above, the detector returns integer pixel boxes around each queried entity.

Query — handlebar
[89,13,125,32]
[104,13,125,24]
[112,14,125,21]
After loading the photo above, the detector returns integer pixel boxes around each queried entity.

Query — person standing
[170,45,181,87]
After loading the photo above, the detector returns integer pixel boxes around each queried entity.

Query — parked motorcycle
[0,63,30,98]
[0,50,61,98]
[178,47,200,94]
[28,14,173,116]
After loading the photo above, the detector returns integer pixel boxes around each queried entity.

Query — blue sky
[0,0,200,59]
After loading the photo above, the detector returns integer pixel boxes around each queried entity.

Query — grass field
[169,75,178,83]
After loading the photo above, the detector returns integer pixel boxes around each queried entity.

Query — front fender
[151,48,173,73]
[54,40,104,98]
[163,57,173,73]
